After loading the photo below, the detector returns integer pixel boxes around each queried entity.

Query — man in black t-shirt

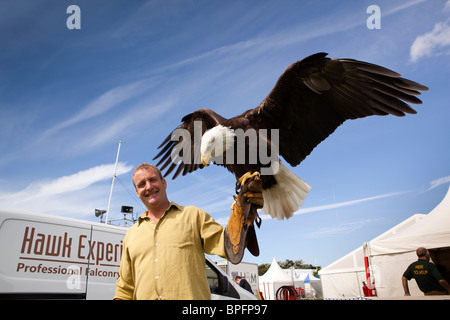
[402,247,450,296]
[234,275,253,294]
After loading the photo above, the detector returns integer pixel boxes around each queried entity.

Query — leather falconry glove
[225,172,263,264]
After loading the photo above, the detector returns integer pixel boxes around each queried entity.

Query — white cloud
[35,163,132,198]
[427,175,450,191]
[264,190,408,221]
[154,0,426,73]
[384,0,426,16]
[445,0,450,12]
[410,2,450,62]
[215,190,408,225]
[301,218,383,239]
[410,20,450,62]
[41,80,152,140]
[69,98,176,153]
[0,162,133,217]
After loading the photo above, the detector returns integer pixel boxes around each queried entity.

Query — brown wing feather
[153,108,225,179]
[242,52,428,167]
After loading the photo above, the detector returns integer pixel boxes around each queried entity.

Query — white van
[0,209,256,300]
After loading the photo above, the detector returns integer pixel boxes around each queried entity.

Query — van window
[206,263,220,294]
[205,259,240,299]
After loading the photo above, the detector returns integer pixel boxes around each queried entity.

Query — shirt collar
[137,201,181,225]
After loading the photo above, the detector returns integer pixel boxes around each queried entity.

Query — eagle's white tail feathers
[262,162,311,220]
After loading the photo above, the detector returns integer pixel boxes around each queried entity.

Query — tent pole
[363,242,372,285]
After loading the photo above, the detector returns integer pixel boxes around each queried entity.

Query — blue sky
[1,0,449,267]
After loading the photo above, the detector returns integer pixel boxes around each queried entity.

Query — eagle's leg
[225,172,264,264]
[235,171,260,194]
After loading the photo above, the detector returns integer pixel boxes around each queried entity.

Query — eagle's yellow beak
[201,154,209,167]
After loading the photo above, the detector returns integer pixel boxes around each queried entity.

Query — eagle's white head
[201,125,235,166]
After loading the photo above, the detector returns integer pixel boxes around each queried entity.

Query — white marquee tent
[259,258,299,300]
[367,186,450,297]
[259,258,324,299]
[320,186,450,299]
[297,272,323,299]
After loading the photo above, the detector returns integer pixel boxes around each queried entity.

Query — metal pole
[105,141,122,224]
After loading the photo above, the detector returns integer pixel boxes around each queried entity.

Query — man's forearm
[402,276,410,296]
[439,279,450,294]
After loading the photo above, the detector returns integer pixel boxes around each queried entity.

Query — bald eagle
[153,52,428,220]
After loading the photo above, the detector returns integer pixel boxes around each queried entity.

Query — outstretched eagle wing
[241,52,428,167]
[153,108,225,179]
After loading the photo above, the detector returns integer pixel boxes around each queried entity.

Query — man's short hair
[132,163,163,188]
[416,247,428,258]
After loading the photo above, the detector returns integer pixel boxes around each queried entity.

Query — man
[402,247,450,296]
[114,163,228,300]
[234,275,253,294]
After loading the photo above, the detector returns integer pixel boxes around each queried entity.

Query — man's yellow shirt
[114,202,226,300]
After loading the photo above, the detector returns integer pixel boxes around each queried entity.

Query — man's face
[133,167,168,209]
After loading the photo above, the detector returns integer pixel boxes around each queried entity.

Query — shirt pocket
[165,222,195,248]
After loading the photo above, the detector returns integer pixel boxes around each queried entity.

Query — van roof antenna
[105,141,122,224]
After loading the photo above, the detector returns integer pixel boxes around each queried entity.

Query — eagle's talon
[238,171,260,187]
